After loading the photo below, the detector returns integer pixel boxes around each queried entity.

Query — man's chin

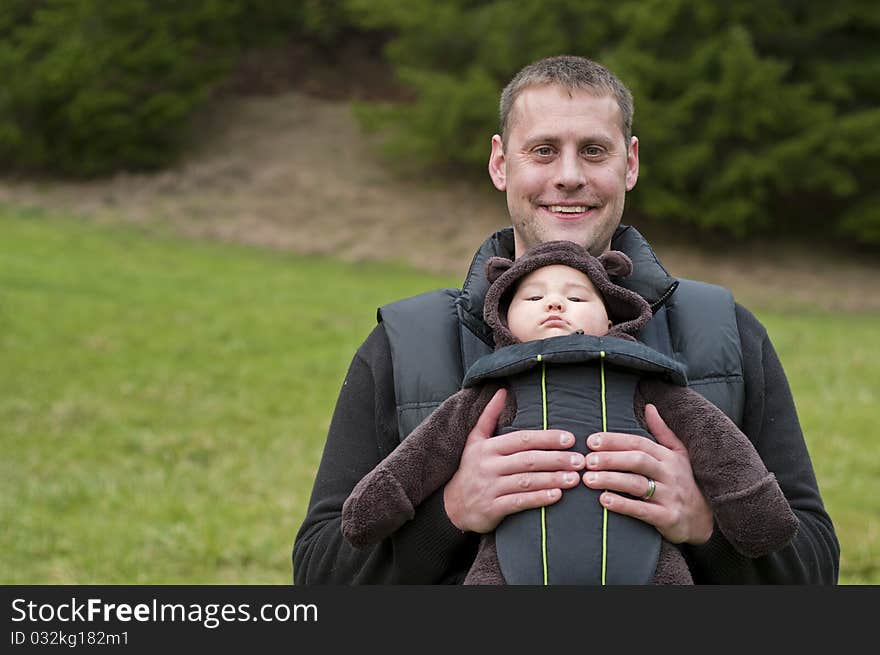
[513,218,617,256]
[542,227,608,253]
[553,220,617,255]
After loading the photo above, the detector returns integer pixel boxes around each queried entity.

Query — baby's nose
[546,299,564,311]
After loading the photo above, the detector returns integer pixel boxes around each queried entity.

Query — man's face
[488,85,639,257]
[506,265,611,343]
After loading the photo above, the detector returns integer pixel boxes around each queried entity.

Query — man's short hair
[499,55,634,147]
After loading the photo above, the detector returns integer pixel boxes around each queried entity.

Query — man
[292,56,839,584]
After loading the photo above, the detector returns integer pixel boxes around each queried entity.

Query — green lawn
[1,209,876,584]
[1,208,456,583]
[762,313,880,584]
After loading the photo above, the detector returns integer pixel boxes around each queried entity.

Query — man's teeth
[548,205,588,213]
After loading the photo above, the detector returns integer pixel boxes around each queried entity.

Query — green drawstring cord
[537,354,549,585]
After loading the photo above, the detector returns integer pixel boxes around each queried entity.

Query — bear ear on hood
[486,256,514,284]
[598,250,633,278]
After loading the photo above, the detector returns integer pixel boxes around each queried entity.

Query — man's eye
[583,146,605,157]
[533,146,555,157]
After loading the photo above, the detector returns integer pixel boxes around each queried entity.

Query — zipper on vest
[650,280,679,312]
[537,354,549,585]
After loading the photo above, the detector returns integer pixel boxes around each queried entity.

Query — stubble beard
[513,206,621,257]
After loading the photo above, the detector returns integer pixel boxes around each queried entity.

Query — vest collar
[455,225,677,345]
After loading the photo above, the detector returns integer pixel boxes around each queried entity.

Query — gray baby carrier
[463,333,687,585]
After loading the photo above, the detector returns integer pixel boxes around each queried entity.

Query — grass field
[2,209,877,584]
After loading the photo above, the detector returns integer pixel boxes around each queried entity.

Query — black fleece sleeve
[292,324,478,584]
[682,304,840,584]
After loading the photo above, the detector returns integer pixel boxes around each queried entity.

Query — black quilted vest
[379,226,744,440]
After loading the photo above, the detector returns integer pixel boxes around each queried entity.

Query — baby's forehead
[516,264,594,288]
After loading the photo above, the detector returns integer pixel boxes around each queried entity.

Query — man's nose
[554,150,586,190]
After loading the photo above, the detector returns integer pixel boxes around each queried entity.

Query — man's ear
[598,251,633,278]
[625,136,639,192]
[486,256,513,283]
[488,134,507,191]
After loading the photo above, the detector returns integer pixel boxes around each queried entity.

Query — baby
[342,240,798,584]
[506,263,613,342]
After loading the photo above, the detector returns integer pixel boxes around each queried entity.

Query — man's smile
[548,205,587,213]
[539,203,599,220]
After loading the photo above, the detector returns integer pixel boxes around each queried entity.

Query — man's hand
[443,388,585,533]
[581,403,714,545]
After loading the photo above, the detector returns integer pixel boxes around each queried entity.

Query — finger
[644,403,685,452]
[496,449,585,476]
[583,470,657,499]
[492,428,575,456]
[585,449,662,479]
[493,487,565,517]
[470,388,508,440]
[498,470,582,496]
[597,491,665,528]
[586,431,665,458]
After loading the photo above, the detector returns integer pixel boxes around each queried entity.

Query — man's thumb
[473,388,507,438]
[645,403,684,451]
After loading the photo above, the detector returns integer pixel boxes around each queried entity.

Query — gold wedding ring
[642,478,656,500]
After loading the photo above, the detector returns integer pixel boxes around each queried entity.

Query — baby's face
[506,264,612,342]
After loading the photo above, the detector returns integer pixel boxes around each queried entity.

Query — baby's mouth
[541,315,568,327]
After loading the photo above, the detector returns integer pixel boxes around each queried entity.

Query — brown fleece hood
[483,240,652,348]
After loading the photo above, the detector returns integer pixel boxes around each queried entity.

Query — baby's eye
[568,297,585,302]
[526,296,543,301]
